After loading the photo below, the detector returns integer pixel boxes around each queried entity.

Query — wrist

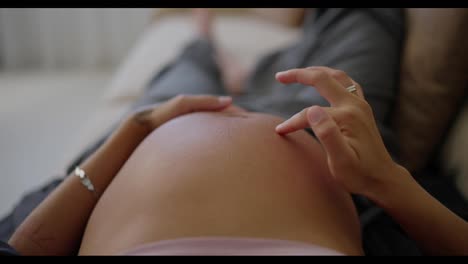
[129,107,159,133]
[366,163,415,209]
[82,115,152,193]
[121,113,153,138]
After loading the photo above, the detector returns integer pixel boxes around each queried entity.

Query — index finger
[155,95,232,124]
[275,68,350,106]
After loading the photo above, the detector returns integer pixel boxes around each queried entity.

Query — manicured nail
[218,96,232,105]
[307,106,325,125]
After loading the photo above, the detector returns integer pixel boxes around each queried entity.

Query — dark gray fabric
[132,38,225,108]
[238,8,402,122]
[0,240,19,256]
[0,179,62,242]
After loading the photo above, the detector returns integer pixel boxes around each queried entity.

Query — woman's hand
[130,94,233,133]
[274,67,468,256]
[274,66,404,199]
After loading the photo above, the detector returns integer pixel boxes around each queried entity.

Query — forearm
[8,117,149,255]
[372,166,468,255]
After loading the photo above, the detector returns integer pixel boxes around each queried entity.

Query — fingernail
[307,106,325,125]
[275,123,284,132]
[218,96,232,105]
[275,71,287,79]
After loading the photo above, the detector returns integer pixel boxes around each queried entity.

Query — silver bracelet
[74,166,97,196]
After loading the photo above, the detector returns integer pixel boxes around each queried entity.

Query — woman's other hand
[274,67,405,200]
[130,94,233,133]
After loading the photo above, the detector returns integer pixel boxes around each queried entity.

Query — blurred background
[0,8,154,217]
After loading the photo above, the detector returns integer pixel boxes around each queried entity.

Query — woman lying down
[4,67,468,255]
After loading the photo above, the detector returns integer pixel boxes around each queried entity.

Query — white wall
[0,8,155,219]
[0,8,154,70]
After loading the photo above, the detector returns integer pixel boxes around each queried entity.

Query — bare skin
[9,94,363,256]
[78,110,363,255]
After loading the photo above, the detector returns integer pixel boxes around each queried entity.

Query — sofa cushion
[442,101,468,201]
[393,8,468,172]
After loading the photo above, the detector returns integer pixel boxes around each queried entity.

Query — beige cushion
[104,12,300,102]
[249,8,306,27]
[154,8,306,27]
[393,8,468,172]
[442,102,468,201]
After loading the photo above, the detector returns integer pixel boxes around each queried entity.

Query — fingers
[306,106,351,160]
[276,106,337,135]
[137,95,233,131]
[221,104,249,113]
[275,107,331,135]
[276,105,352,160]
[276,66,366,105]
[306,66,365,99]
[275,68,350,106]
[275,108,309,135]
[170,94,232,115]
[306,66,353,88]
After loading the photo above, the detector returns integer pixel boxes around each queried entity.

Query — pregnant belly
[78,111,363,255]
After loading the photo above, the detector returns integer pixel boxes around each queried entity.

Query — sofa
[70,8,468,203]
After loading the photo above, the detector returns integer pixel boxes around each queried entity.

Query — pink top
[120,237,345,256]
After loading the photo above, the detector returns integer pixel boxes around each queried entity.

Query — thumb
[307,106,351,160]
